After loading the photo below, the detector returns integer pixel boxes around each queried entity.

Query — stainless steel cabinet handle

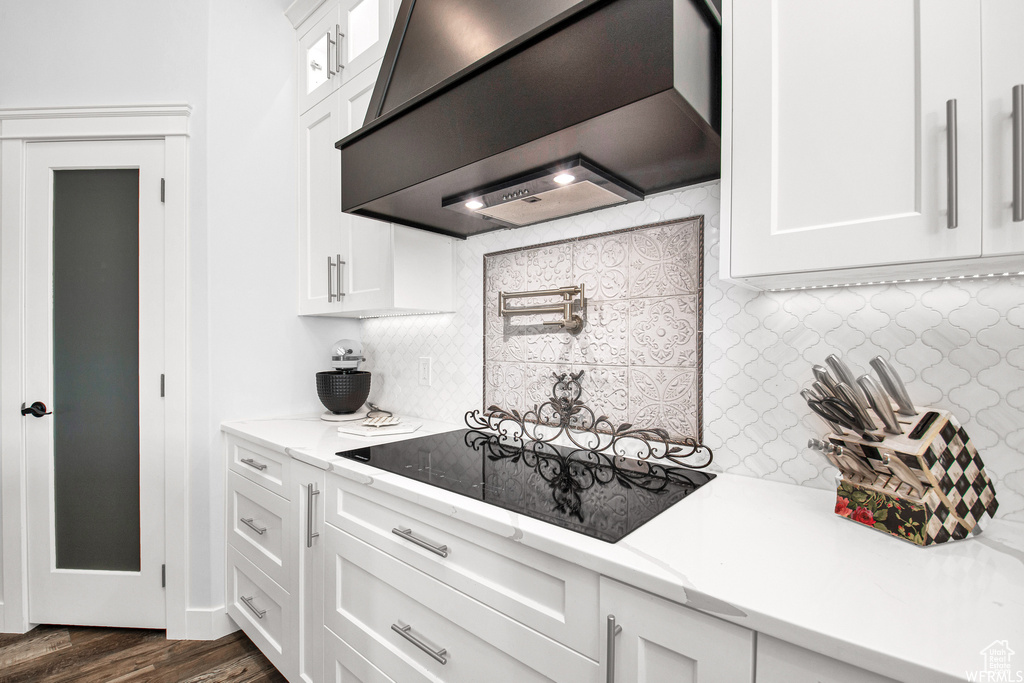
[240,457,267,471]
[392,527,448,557]
[337,26,345,71]
[326,30,337,77]
[606,615,623,683]
[240,595,266,619]
[947,98,958,229]
[336,255,345,299]
[327,255,336,302]
[306,483,320,548]
[240,517,266,535]
[1014,84,1023,222]
[391,623,447,665]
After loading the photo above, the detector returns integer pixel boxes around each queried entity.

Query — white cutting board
[337,422,422,437]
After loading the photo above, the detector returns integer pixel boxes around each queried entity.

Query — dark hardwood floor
[0,625,287,683]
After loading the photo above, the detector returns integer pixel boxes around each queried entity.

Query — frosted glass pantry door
[23,139,166,628]
[728,0,982,278]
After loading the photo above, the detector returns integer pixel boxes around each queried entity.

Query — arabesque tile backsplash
[361,181,1024,522]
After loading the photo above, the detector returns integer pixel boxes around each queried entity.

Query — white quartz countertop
[222,415,1024,682]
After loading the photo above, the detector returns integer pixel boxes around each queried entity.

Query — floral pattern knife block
[829,409,998,546]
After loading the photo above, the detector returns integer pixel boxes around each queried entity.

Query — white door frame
[0,106,190,638]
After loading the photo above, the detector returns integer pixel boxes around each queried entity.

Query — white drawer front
[226,546,294,675]
[324,524,599,683]
[228,471,291,589]
[325,475,600,659]
[324,625,397,683]
[228,437,289,497]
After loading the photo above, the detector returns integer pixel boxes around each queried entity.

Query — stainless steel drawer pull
[240,595,266,619]
[336,256,345,298]
[1013,84,1023,223]
[947,98,958,229]
[240,457,267,471]
[391,623,447,665]
[606,615,623,683]
[327,256,336,302]
[392,527,448,557]
[240,517,266,535]
[306,483,320,548]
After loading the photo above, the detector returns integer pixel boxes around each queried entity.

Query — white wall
[0,0,359,618]
[203,0,359,609]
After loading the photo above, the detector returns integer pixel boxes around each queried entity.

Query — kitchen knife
[826,354,871,412]
[812,365,841,397]
[869,356,917,416]
[807,438,846,472]
[837,451,877,480]
[811,381,835,400]
[856,374,902,435]
[801,389,845,435]
[833,382,878,432]
[882,452,926,497]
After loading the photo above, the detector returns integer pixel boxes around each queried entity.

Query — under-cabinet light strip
[359,311,450,319]
[767,271,1024,292]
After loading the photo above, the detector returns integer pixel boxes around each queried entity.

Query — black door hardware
[21,401,51,418]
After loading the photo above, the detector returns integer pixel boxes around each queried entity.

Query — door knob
[21,401,51,418]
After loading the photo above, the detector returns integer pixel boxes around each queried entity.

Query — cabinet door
[300,0,394,115]
[600,578,755,683]
[338,62,394,313]
[298,93,347,316]
[300,8,344,114]
[292,461,327,683]
[337,0,393,91]
[982,0,1024,256]
[726,0,982,278]
[756,635,900,683]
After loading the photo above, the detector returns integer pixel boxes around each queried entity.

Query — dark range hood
[337,0,722,239]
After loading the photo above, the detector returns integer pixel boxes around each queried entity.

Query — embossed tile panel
[484,218,704,443]
[360,182,1024,522]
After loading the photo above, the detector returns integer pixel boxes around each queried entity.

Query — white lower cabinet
[323,523,582,683]
[600,577,756,683]
[323,625,396,683]
[227,545,295,676]
[225,432,905,683]
[292,459,326,683]
[756,635,900,683]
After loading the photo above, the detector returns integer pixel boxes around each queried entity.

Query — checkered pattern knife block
[828,409,998,546]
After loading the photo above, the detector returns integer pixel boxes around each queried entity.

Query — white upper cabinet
[982,0,1024,256]
[295,0,395,114]
[291,0,456,318]
[723,0,1024,288]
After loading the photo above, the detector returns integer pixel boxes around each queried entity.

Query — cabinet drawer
[324,625,397,683]
[325,475,600,659]
[226,546,294,676]
[227,471,291,589]
[228,437,289,498]
[324,524,599,683]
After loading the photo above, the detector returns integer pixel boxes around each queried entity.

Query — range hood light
[442,157,643,228]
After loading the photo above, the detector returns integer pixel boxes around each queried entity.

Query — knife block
[825,409,998,546]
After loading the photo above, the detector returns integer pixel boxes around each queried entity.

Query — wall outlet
[418,357,432,386]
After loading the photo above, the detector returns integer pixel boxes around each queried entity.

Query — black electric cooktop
[336,429,714,543]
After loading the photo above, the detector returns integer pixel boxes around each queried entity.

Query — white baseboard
[180,605,238,641]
